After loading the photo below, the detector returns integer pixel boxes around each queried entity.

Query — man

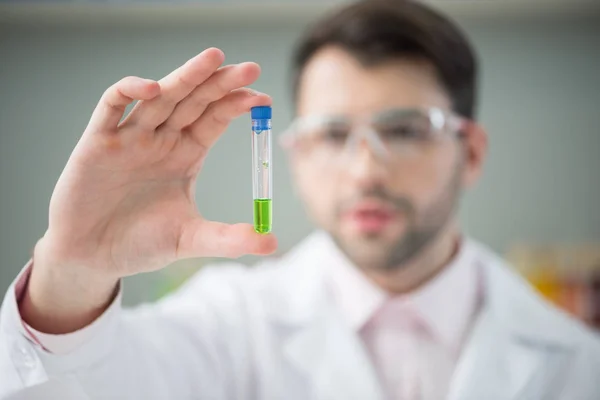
[1,0,599,399]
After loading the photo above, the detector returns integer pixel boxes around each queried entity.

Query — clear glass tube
[251,107,272,234]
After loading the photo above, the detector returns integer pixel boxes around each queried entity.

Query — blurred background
[0,0,599,329]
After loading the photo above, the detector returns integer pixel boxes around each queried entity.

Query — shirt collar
[325,235,480,353]
[324,235,388,331]
[407,238,480,352]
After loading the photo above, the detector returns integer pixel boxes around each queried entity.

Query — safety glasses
[280,107,468,165]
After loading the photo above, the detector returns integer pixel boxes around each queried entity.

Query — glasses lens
[286,108,452,165]
[372,108,434,142]
[318,117,352,147]
[292,116,352,152]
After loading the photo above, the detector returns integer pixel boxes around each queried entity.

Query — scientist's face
[290,46,483,271]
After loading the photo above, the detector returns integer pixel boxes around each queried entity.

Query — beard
[331,160,463,271]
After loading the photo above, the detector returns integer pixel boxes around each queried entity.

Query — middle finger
[163,62,262,131]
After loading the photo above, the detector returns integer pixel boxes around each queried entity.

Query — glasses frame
[279,107,469,163]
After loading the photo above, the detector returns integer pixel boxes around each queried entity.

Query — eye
[381,123,423,138]
[321,123,350,145]
[378,120,431,140]
[375,111,433,141]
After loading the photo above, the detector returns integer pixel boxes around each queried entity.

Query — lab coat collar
[268,232,576,400]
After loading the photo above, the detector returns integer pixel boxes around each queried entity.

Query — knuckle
[100,86,114,102]
[176,73,193,88]
[214,78,230,96]
[200,100,230,126]
[209,108,231,126]
[101,87,128,110]
[191,93,210,112]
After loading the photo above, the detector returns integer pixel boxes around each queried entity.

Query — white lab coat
[1,232,599,400]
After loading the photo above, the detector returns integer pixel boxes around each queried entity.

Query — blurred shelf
[1,0,599,28]
[507,243,600,331]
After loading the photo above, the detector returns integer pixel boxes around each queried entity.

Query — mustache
[337,187,415,215]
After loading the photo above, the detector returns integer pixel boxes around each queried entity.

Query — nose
[344,133,387,187]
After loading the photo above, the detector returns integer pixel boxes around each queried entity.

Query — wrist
[19,237,119,334]
[32,235,119,294]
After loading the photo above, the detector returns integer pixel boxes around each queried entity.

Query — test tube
[251,106,272,234]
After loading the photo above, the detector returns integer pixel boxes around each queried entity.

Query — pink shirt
[325,239,480,400]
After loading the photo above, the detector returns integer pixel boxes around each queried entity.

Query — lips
[343,201,397,233]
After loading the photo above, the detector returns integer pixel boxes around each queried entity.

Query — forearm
[19,239,119,334]
[1,256,231,399]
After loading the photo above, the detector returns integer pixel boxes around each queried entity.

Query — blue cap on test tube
[251,106,271,132]
[251,105,272,120]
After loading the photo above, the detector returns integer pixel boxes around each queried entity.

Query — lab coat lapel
[283,308,385,400]
[448,245,575,400]
[447,303,510,400]
[272,232,385,400]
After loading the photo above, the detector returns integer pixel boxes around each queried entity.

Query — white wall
[1,12,599,304]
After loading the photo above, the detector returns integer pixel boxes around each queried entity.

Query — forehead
[296,46,451,117]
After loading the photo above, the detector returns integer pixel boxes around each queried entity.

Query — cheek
[392,146,461,207]
[291,158,339,223]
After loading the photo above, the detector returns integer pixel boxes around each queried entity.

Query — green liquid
[253,198,272,234]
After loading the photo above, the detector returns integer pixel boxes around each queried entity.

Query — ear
[461,120,488,188]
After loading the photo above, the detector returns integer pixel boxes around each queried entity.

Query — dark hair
[291,0,478,119]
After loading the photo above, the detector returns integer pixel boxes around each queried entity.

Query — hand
[40,47,277,279]
[21,48,277,333]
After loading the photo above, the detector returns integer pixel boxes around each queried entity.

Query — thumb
[176,219,278,259]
